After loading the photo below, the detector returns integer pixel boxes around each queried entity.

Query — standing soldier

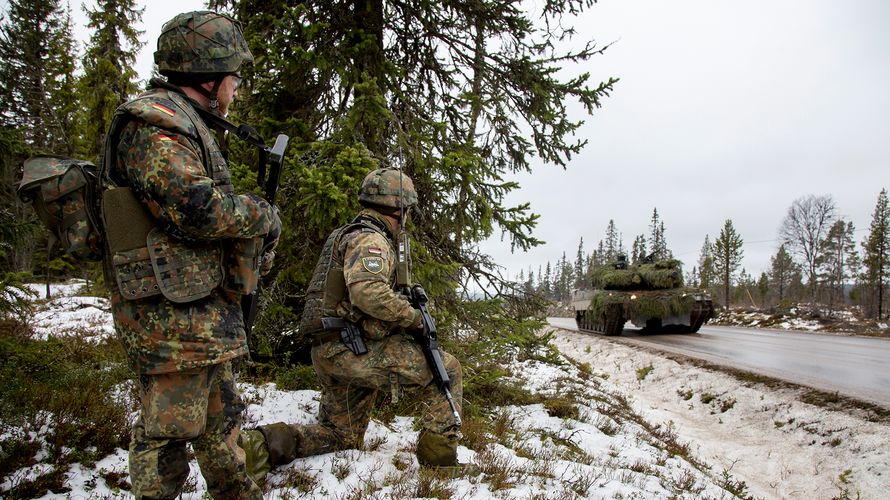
[101,11,278,499]
[240,168,466,479]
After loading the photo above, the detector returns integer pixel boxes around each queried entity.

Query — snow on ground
[8,283,744,499]
[24,362,738,499]
[551,327,890,499]
[23,280,113,340]
[9,283,888,498]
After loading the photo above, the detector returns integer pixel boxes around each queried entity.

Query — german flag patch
[151,103,176,117]
[368,247,383,255]
[157,134,174,141]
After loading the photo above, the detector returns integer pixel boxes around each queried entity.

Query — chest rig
[300,215,391,336]
[101,87,258,303]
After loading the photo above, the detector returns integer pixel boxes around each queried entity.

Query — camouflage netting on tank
[590,289,700,319]
[592,259,684,290]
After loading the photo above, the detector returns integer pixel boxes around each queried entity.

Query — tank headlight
[630,294,637,300]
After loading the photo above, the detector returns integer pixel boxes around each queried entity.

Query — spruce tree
[574,237,584,287]
[0,0,78,155]
[78,0,144,159]
[769,244,799,306]
[631,234,647,264]
[648,208,668,259]
[713,220,744,309]
[862,189,890,319]
[817,219,858,313]
[756,272,769,307]
[697,235,715,289]
[0,0,79,273]
[604,219,621,262]
[204,1,616,361]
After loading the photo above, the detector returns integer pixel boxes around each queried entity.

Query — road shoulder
[550,327,890,499]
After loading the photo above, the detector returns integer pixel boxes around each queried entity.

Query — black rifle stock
[405,284,462,428]
[242,134,289,339]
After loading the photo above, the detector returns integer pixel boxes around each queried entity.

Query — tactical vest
[102,88,262,303]
[300,216,390,336]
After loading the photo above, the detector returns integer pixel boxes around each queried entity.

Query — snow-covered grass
[552,328,890,499]
[23,279,113,340]
[8,282,887,498]
[713,305,889,336]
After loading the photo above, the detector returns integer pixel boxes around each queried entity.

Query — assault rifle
[403,284,462,428]
[241,133,289,338]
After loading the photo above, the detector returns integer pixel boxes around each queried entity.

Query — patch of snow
[30,295,113,340]
[24,279,90,300]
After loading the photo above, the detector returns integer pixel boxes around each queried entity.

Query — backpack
[17,155,105,261]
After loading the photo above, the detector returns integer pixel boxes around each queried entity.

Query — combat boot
[415,429,480,478]
[258,422,302,465]
[238,429,272,486]
[239,423,302,486]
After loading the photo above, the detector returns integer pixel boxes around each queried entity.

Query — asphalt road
[548,317,890,408]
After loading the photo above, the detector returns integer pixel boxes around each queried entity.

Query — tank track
[687,298,714,333]
[575,303,625,336]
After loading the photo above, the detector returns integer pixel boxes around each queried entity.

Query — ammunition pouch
[103,186,223,303]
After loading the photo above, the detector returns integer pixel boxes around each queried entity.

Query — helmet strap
[185,76,227,116]
[207,76,225,116]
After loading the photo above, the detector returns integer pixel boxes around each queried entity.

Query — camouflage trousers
[295,332,462,463]
[129,361,262,499]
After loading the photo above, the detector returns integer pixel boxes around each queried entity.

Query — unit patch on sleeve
[361,256,384,274]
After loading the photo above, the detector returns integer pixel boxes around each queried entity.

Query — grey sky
[482,0,890,282]
[59,0,890,282]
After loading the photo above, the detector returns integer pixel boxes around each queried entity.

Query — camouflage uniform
[102,11,268,499]
[244,169,463,477]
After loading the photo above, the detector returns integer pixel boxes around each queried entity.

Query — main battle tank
[571,256,714,335]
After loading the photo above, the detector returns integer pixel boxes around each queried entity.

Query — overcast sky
[61,0,890,282]
[482,0,890,282]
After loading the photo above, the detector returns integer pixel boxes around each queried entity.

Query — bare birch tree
[779,194,836,302]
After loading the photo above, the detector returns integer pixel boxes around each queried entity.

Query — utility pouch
[223,237,263,295]
[103,187,162,300]
[113,247,161,300]
[147,228,223,303]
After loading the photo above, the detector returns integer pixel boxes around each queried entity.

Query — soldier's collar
[354,209,395,237]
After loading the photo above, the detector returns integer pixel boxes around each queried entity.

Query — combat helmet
[359,168,418,210]
[154,11,253,77]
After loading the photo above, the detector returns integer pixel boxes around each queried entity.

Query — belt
[313,330,341,347]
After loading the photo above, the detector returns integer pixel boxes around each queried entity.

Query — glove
[258,206,281,277]
[409,308,424,330]
[259,248,276,276]
[265,206,282,250]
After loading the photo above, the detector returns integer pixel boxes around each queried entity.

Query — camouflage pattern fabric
[106,87,275,375]
[304,332,463,458]
[154,11,253,76]
[358,168,418,209]
[129,362,262,499]
[340,211,421,335]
